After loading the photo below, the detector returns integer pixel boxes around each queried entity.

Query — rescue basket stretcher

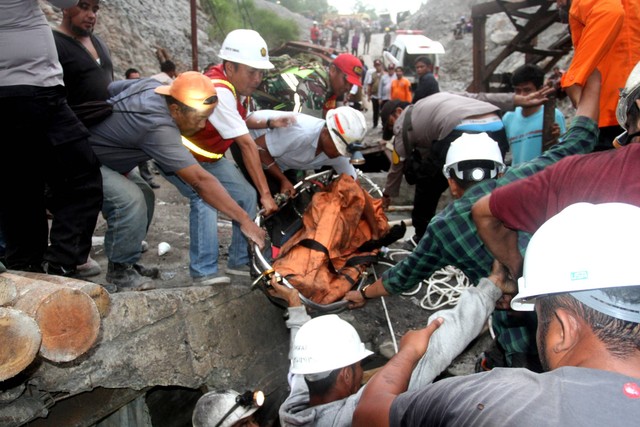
[251,170,400,314]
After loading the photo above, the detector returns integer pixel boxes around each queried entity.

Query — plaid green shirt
[381,116,598,359]
[382,116,599,292]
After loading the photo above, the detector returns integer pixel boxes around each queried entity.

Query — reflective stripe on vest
[181,136,223,160]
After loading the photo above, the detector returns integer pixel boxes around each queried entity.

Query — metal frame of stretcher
[251,169,384,314]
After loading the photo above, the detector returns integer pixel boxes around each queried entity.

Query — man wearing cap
[88,72,265,290]
[473,62,640,281]
[354,202,640,426]
[272,259,515,427]
[364,59,384,128]
[323,53,364,118]
[345,70,602,368]
[164,29,278,283]
[246,107,365,196]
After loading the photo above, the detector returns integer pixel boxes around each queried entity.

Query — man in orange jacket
[558,0,640,150]
[390,67,412,103]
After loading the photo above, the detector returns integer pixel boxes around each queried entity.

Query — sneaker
[133,263,160,279]
[106,262,154,291]
[76,256,102,278]
[193,273,231,286]
[226,264,251,277]
[141,240,149,253]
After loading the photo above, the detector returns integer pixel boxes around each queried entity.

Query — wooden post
[0,307,42,381]
[471,14,487,92]
[5,274,101,363]
[542,92,558,150]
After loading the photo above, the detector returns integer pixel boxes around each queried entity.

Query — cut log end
[35,289,101,363]
[0,307,42,382]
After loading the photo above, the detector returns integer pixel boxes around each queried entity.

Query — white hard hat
[218,29,274,70]
[442,132,505,181]
[291,314,372,377]
[192,389,264,427]
[325,106,367,156]
[512,202,640,321]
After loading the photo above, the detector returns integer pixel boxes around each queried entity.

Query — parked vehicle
[383,31,445,86]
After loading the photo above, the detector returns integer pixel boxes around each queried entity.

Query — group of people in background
[310,18,373,56]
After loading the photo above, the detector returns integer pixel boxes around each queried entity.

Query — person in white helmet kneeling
[271,258,516,427]
[245,106,367,196]
[353,202,640,426]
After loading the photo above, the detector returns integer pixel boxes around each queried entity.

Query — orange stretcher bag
[272,174,390,304]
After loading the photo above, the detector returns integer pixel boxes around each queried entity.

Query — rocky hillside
[40,0,312,79]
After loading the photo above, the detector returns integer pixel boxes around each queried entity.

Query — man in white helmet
[354,202,640,426]
[163,29,281,284]
[474,61,640,280]
[246,106,365,195]
[345,70,603,369]
[192,389,263,427]
[273,260,515,427]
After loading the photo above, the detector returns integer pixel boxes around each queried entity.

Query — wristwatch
[360,283,373,300]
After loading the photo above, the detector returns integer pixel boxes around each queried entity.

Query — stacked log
[0,307,41,382]
[9,272,111,317]
[0,272,108,381]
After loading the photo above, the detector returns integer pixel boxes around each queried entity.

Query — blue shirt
[502,106,566,165]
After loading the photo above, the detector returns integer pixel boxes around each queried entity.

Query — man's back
[390,366,640,426]
[89,78,185,173]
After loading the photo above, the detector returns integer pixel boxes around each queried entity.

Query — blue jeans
[101,166,154,264]
[163,158,256,278]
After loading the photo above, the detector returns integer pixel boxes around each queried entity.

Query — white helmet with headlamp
[192,389,264,427]
[218,29,274,70]
[442,132,505,181]
[512,202,640,324]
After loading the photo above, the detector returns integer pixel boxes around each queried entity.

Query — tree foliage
[354,0,377,19]
[203,0,300,49]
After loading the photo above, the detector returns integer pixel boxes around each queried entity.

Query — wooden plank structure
[468,0,573,92]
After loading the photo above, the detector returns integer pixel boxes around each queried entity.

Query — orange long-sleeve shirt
[561,0,640,127]
[391,77,412,103]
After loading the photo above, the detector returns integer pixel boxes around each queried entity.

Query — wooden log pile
[0,272,110,381]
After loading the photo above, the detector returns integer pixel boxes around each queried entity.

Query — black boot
[42,261,77,277]
[106,262,154,291]
[133,263,160,279]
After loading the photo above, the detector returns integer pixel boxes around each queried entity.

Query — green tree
[354,0,376,19]
[203,0,300,48]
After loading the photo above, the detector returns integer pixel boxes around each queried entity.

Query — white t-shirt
[248,110,356,178]
[208,84,250,140]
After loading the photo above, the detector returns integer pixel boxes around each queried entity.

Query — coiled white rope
[402,265,472,310]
